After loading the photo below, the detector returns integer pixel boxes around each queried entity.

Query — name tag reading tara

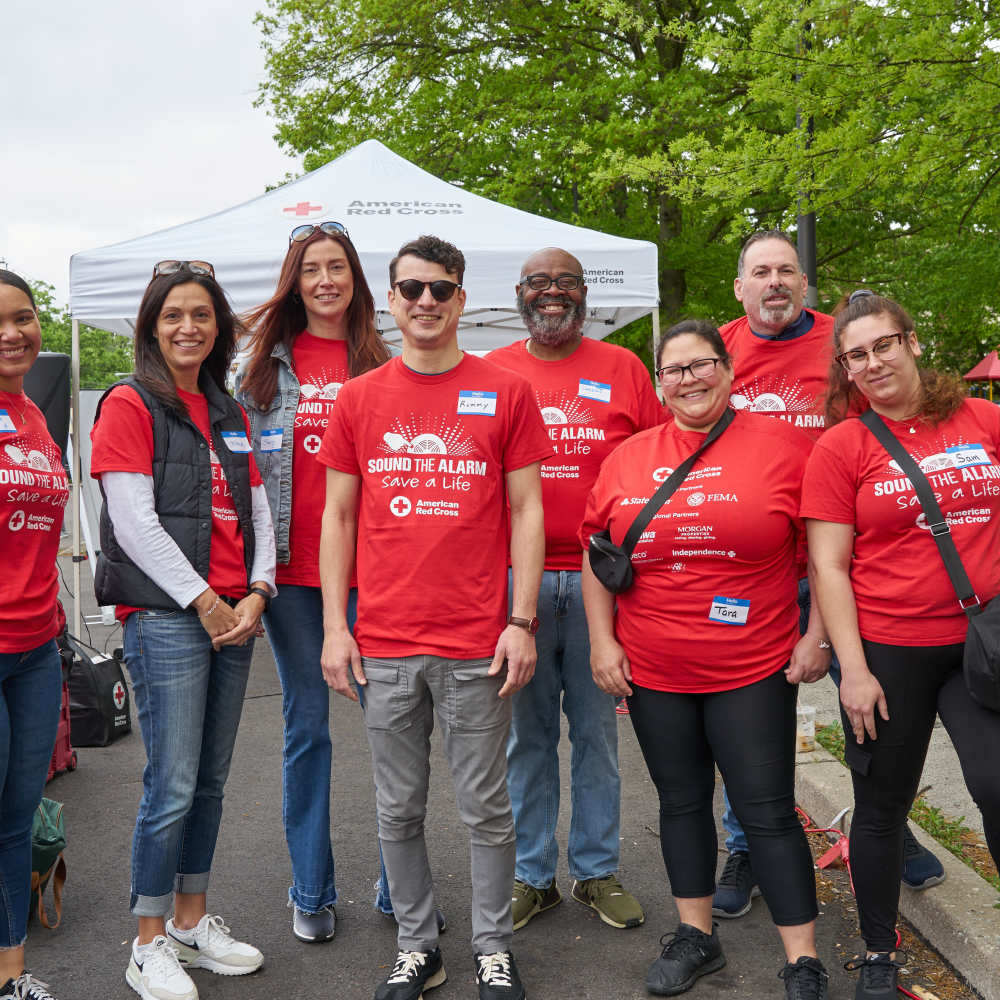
[457,390,497,416]
[708,596,750,626]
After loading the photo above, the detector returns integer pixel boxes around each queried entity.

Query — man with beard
[711,230,944,921]
[487,247,663,932]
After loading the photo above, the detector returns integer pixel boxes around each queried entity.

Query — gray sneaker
[293,904,336,943]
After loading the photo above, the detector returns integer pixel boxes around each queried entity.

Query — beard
[518,289,587,347]
[757,286,797,328]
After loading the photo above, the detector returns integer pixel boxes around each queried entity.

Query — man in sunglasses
[710,230,944,920]
[487,248,664,934]
[317,235,551,1000]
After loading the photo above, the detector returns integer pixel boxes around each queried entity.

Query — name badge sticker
[708,596,750,626]
[946,443,991,468]
[220,431,252,453]
[457,390,497,416]
[0,410,16,433]
[578,379,612,403]
[260,428,283,452]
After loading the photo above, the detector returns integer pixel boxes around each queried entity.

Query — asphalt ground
[27,565,982,1000]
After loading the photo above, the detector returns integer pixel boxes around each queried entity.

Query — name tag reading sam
[578,379,612,403]
[457,390,497,416]
[0,410,16,434]
[220,431,252,453]
[708,596,750,626]
[260,428,283,452]
[946,443,991,468]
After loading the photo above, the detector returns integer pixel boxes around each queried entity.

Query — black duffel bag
[59,633,132,746]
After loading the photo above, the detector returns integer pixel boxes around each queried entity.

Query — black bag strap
[620,408,736,556]
[860,409,981,618]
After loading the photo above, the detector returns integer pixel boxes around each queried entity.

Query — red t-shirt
[801,398,1000,645]
[317,354,552,658]
[720,310,835,442]
[486,337,665,569]
[280,332,350,587]
[580,410,812,692]
[90,385,262,618]
[0,391,69,652]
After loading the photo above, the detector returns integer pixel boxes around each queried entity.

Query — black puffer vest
[94,376,255,609]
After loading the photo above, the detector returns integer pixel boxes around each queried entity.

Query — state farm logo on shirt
[730,376,824,431]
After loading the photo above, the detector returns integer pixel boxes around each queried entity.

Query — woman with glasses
[90,260,275,1000]
[235,222,391,943]
[581,319,830,1000]
[0,271,69,1000]
[802,293,1000,1000]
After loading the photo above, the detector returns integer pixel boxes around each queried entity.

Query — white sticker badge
[260,428,283,452]
[946,443,991,469]
[578,379,612,403]
[708,596,750,626]
[457,390,497,416]
[0,410,16,434]
[220,431,252,453]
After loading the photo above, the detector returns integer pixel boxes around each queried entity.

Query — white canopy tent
[65,139,660,631]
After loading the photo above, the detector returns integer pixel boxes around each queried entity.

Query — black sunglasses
[152,260,215,279]
[393,279,462,302]
[289,221,350,245]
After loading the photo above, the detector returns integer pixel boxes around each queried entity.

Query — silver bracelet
[198,595,221,620]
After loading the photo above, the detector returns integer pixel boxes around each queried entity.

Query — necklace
[0,393,28,425]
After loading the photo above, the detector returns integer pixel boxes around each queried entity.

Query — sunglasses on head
[152,260,215,279]
[393,279,462,302]
[289,221,350,245]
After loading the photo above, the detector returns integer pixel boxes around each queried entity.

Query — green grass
[814,722,1000,895]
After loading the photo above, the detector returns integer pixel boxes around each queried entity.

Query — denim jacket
[233,342,298,565]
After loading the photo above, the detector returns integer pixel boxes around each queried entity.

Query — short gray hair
[736,230,798,278]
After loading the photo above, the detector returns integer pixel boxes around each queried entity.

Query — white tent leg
[651,308,662,400]
[71,318,82,636]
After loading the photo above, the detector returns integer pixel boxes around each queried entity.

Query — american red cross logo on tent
[283,202,323,217]
[113,680,126,710]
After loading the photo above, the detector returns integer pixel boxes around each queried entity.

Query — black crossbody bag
[861,409,1000,711]
[588,409,735,593]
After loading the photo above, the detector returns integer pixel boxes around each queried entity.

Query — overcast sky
[3,0,298,306]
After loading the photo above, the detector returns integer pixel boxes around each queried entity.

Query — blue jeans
[0,640,62,947]
[506,570,620,886]
[722,577,841,853]
[263,586,357,913]
[124,609,253,917]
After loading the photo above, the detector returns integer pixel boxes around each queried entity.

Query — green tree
[31,282,133,389]
[255,0,1000,372]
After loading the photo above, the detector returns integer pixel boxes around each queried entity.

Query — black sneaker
[901,825,945,890]
[0,973,58,1000]
[375,948,446,1000]
[646,923,726,996]
[474,951,525,1000]
[844,952,906,1000]
[712,851,759,918]
[779,956,829,1000]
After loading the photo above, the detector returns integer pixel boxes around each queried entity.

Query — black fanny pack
[588,409,734,593]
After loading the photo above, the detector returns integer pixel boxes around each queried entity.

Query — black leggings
[628,668,818,926]
[844,640,1000,951]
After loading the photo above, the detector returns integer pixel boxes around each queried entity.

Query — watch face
[527,616,540,636]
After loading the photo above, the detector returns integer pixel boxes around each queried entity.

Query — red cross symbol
[283,202,323,217]
[390,496,412,518]
[113,680,126,710]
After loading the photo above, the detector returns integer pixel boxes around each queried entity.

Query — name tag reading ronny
[708,596,750,626]
[457,390,497,416]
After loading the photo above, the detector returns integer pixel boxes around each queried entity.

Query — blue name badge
[578,378,611,403]
[220,430,252,453]
[457,390,497,416]
[708,596,750,626]
[946,443,991,468]
[260,428,283,452]
[0,410,16,434]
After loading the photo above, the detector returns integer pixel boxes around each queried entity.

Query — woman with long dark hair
[803,293,1000,1000]
[0,270,69,1000]
[90,261,275,1000]
[235,222,391,942]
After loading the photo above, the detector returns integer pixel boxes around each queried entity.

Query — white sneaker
[126,936,198,1000]
[166,914,263,976]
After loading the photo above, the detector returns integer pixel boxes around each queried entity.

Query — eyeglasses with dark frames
[152,260,215,280]
[392,279,462,302]
[519,273,585,292]
[656,357,723,386]
[836,332,907,373]
[289,221,351,245]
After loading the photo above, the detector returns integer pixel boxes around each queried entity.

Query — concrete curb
[795,746,999,1000]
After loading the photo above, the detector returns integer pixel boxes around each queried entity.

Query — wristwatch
[507,615,540,636]
[248,585,272,610]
